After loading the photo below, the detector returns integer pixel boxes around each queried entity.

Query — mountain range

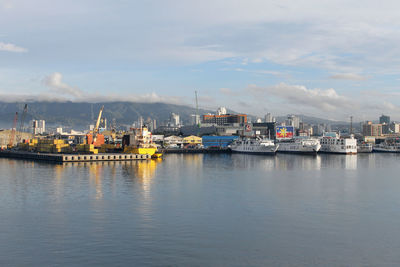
[0,101,350,130]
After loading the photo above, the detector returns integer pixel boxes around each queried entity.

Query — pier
[0,151,151,163]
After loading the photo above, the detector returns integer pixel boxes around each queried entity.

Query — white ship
[230,138,279,155]
[277,137,321,154]
[373,142,400,153]
[357,143,373,153]
[319,132,357,154]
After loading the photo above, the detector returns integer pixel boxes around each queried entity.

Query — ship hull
[373,148,400,153]
[231,149,277,155]
[277,142,321,155]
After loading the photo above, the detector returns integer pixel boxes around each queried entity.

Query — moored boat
[357,143,373,153]
[319,132,357,154]
[277,137,321,154]
[230,137,278,155]
[373,142,400,153]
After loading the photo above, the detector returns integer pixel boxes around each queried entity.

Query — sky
[1,0,400,121]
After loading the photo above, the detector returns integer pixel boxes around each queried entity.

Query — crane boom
[17,104,28,143]
[92,105,104,143]
[94,105,104,135]
[195,91,200,128]
[8,112,18,148]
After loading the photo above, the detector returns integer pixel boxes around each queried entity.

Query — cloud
[0,42,27,53]
[232,68,282,76]
[329,73,370,81]
[246,82,355,112]
[42,72,83,98]
[0,72,185,105]
[0,90,184,105]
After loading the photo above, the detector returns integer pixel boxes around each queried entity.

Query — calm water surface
[1,153,400,266]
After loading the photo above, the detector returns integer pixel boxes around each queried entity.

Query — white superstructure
[230,138,279,155]
[357,143,373,153]
[277,138,321,154]
[373,142,400,153]
[319,132,357,154]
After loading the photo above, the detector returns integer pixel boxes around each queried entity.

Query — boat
[123,127,161,156]
[319,132,357,154]
[230,137,279,155]
[357,143,373,153]
[151,153,163,159]
[373,140,400,153]
[277,137,321,154]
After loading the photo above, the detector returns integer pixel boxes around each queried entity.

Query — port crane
[92,105,104,144]
[195,90,200,128]
[7,112,18,149]
[16,104,28,143]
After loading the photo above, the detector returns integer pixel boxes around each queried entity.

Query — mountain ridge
[0,101,350,129]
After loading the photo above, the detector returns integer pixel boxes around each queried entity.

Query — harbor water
[1,153,400,266]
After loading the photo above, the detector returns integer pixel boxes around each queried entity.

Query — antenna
[350,115,353,135]
[195,90,200,128]
[17,104,28,143]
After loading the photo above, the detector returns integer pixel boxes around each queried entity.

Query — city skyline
[2,0,400,120]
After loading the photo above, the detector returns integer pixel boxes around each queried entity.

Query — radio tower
[350,116,353,135]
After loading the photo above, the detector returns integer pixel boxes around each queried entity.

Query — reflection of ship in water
[231,153,358,171]
[129,159,160,180]
[62,159,161,192]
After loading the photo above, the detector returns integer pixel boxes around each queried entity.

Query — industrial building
[202,136,239,148]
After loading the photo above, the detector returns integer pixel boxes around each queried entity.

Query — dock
[0,150,151,163]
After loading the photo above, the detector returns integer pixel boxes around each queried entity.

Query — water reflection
[157,153,363,172]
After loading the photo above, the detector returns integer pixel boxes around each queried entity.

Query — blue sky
[1,0,400,120]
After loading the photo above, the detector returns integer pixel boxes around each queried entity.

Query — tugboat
[230,137,279,155]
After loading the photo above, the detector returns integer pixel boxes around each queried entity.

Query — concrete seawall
[0,151,151,163]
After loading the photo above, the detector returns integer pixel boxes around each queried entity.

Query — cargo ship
[277,137,321,154]
[230,137,278,155]
[123,127,160,157]
[319,132,357,154]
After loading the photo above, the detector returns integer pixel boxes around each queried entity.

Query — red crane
[8,112,18,149]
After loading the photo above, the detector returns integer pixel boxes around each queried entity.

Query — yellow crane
[93,105,104,143]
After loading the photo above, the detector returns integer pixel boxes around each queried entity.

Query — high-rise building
[202,114,247,125]
[265,113,272,122]
[286,115,300,129]
[390,122,400,133]
[216,107,227,115]
[363,121,382,136]
[190,114,201,125]
[170,113,180,126]
[32,120,46,135]
[379,114,390,124]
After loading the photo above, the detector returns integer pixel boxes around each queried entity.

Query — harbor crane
[17,104,28,143]
[86,105,105,147]
[93,105,104,142]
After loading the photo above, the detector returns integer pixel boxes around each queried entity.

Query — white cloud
[246,82,355,112]
[0,42,27,53]
[43,72,83,98]
[330,73,370,81]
